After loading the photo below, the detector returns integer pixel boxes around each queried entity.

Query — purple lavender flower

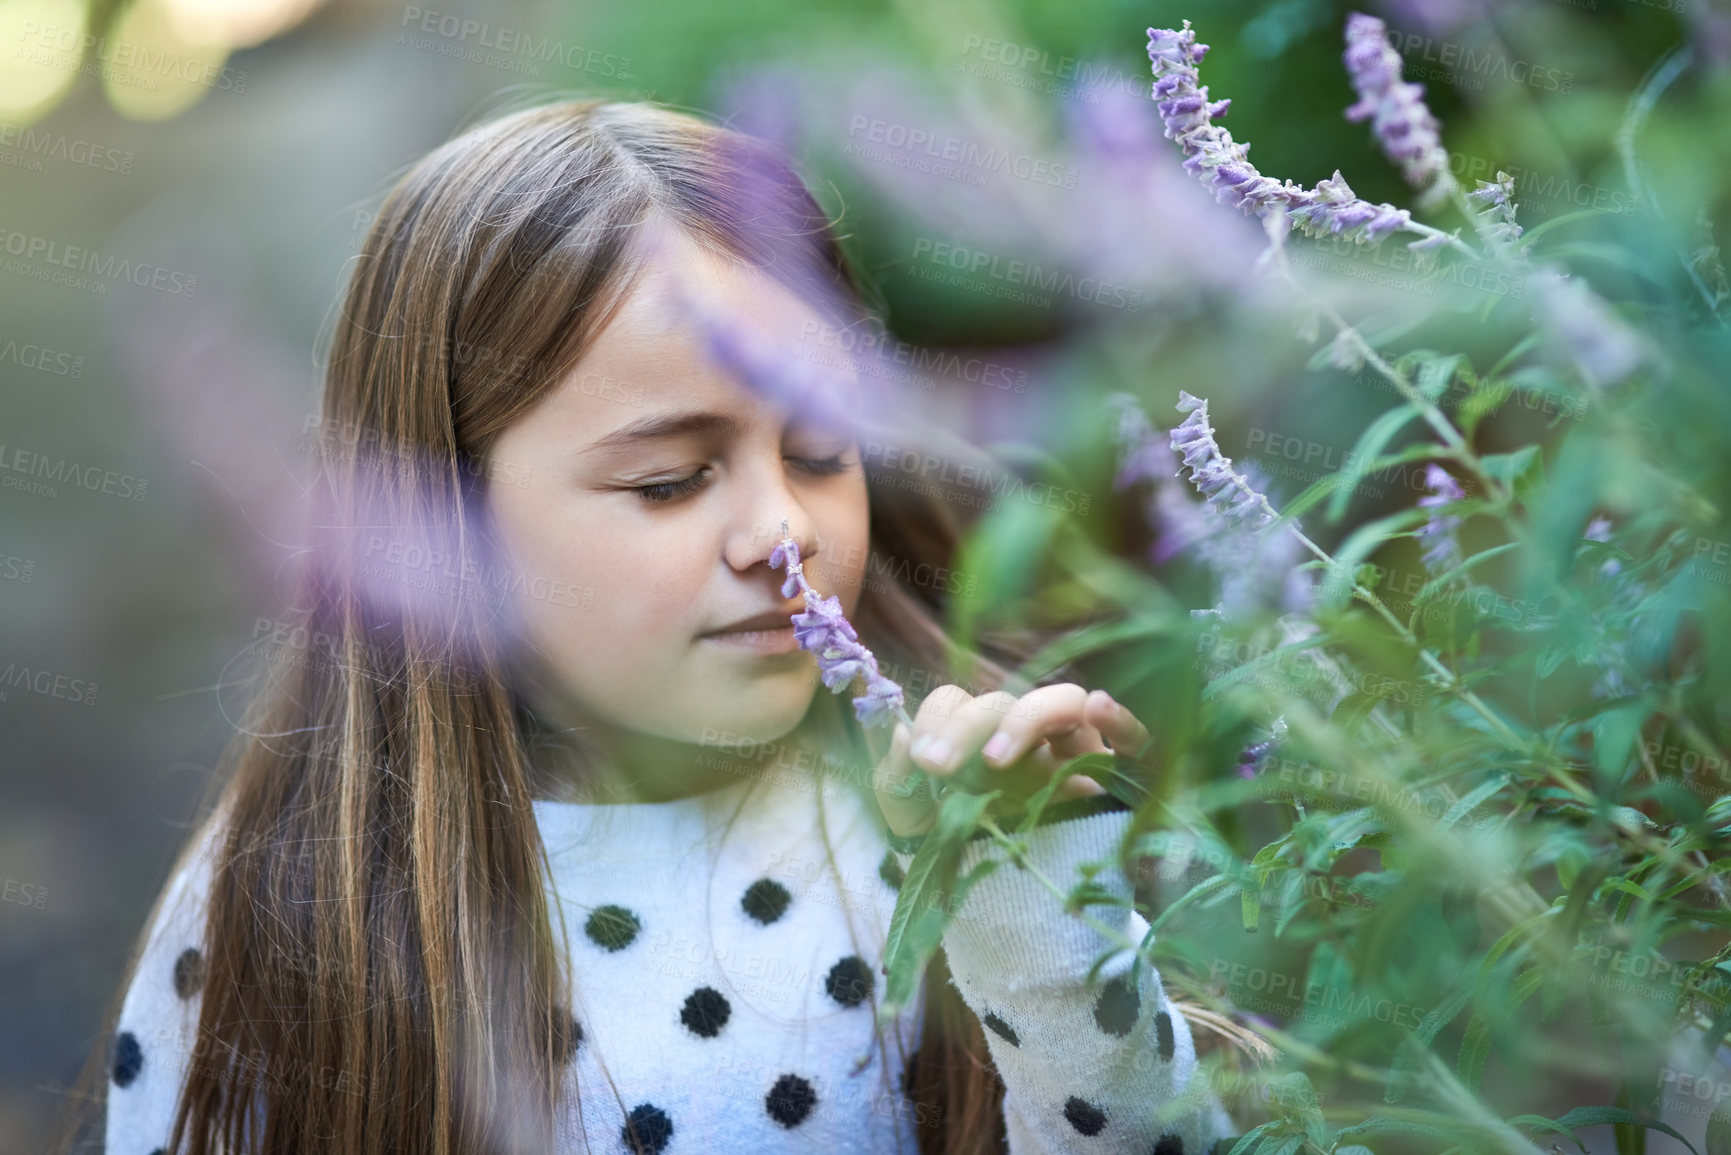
[1105,392,1212,565]
[1124,392,1316,617]
[1146,21,1436,248]
[1236,716,1288,779]
[1374,0,1475,37]
[1415,463,1466,574]
[769,520,908,729]
[1170,391,1276,533]
[1583,516,1621,579]
[667,270,862,439]
[1467,171,1523,246]
[1342,12,1453,201]
[1527,267,1645,391]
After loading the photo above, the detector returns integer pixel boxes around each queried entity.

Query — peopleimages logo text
[910,237,1143,311]
[0,229,199,297]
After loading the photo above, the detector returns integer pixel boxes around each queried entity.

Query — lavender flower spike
[769,519,908,729]
[1467,171,1523,246]
[1147,21,1444,249]
[1169,391,1275,533]
[1415,463,1466,574]
[1342,12,1454,201]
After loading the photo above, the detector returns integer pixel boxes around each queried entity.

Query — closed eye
[630,453,854,504]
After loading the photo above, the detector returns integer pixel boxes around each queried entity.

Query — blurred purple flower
[1106,392,1212,564]
[1415,464,1466,574]
[1236,716,1288,779]
[1374,0,1476,38]
[711,63,805,157]
[1584,515,1622,580]
[1342,12,1453,201]
[1062,81,1267,295]
[1527,267,1645,391]
[770,521,907,729]
[1146,21,1430,247]
[670,276,861,440]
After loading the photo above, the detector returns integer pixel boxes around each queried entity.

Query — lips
[702,608,802,637]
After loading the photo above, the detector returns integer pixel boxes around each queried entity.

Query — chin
[684,677,816,746]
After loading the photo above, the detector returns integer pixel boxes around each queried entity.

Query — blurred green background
[2,0,1725,1150]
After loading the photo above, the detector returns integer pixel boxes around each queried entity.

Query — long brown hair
[48,96,1063,1155]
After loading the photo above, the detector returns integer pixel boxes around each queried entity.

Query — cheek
[513,515,703,658]
[819,483,873,614]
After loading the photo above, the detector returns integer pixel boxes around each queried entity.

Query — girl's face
[484,230,870,749]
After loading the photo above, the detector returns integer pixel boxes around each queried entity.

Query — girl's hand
[871,683,1153,840]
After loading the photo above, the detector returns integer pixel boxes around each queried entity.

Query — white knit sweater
[105,772,1235,1153]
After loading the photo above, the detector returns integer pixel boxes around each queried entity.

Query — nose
[723,493,821,582]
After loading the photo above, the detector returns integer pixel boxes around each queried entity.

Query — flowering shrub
[775,11,1731,1154]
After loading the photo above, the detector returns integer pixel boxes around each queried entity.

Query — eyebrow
[584,410,750,453]
[584,407,859,454]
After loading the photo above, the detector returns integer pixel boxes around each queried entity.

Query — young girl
[71,98,1238,1154]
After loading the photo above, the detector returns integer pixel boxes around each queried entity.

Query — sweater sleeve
[894,799,1237,1155]
[105,814,227,1155]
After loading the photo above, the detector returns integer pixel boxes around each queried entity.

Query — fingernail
[911,735,954,772]
[982,732,1012,763]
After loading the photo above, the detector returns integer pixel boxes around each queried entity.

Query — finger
[908,685,1019,777]
[1084,689,1152,760]
[872,721,931,838]
[1053,773,1107,802]
[977,683,1091,769]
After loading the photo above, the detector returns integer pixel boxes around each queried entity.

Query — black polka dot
[583,904,640,951]
[679,986,731,1038]
[1154,1135,1186,1155]
[1094,975,1140,1037]
[172,947,204,999]
[741,878,791,924]
[878,851,904,890]
[824,955,873,1007]
[1063,1096,1107,1136]
[982,1012,1019,1047]
[622,1102,672,1153]
[565,1015,583,1060]
[1155,1010,1175,1061]
[111,1031,143,1087]
[148,1149,166,1155]
[765,1073,817,1127]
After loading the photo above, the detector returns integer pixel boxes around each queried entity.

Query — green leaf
[1321,508,1433,608]
[1333,1114,1491,1145]
[1459,966,1546,1092]
[1479,445,1542,490]
[878,789,1001,1020]
[1438,774,1511,832]
[1280,470,1360,523]
[1329,690,1383,736]
[1386,982,1475,1102]
[1226,1122,1278,1155]
[1146,874,1235,935]
[1521,206,1627,244]
[1411,542,1523,605]
[1543,1107,1701,1155]
[1328,405,1425,521]
[1456,1014,1491,1093]
[1052,750,1152,814]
